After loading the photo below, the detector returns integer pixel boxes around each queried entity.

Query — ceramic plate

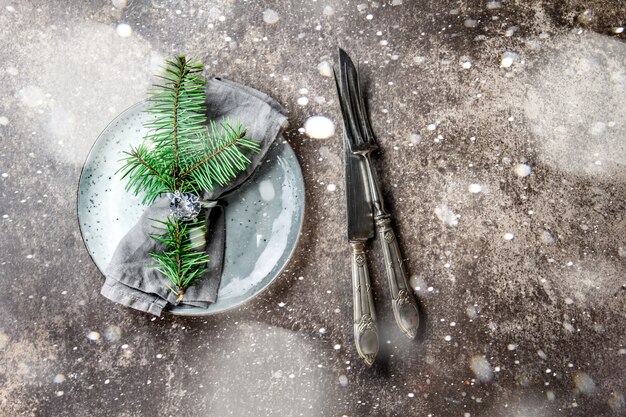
[78,102,304,315]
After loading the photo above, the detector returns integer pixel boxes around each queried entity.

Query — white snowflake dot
[115,23,132,38]
[513,163,532,177]
[86,331,101,341]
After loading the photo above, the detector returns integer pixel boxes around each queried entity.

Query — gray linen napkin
[101,78,289,316]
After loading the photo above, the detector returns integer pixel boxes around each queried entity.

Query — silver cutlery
[338,84,379,367]
[336,48,420,349]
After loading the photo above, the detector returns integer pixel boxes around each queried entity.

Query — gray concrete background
[0,1,625,416]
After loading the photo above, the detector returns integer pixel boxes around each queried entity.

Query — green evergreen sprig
[149,215,208,302]
[116,55,260,302]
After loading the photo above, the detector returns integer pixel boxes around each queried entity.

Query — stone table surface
[0,1,625,416]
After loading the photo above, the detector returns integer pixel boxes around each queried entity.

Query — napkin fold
[101,78,289,316]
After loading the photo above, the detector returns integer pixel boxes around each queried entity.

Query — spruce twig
[149,216,208,300]
[117,55,260,301]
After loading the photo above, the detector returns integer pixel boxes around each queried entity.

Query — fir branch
[126,147,168,184]
[117,55,262,302]
[149,216,209,302]
[117,144,172,205]
[179,120,260,189]
[144,55,207,191]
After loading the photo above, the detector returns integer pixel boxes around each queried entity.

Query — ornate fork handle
[350,241,379,366]
[376,216,420,339]
[361,154,420,339]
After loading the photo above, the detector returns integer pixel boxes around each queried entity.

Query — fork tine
[353,62,377,146]
[339,49,377,151]
[337,49,365,152]
[333,61,355,150]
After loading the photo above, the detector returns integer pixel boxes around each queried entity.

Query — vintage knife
[337,75,379,367]
[337,48,420,339]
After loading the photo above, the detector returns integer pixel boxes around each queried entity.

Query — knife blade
[337,71,379,367]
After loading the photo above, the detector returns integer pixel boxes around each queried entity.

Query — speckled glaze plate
[78,102,304,315]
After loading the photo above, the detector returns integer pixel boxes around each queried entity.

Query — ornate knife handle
[350,241,379,366]
[376,216,420,339]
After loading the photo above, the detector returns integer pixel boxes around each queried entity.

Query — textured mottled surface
[0,1,625,416]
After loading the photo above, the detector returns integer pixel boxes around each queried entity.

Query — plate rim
[76,101,305,316]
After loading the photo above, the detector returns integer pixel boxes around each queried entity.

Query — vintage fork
[338,48,420,339]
